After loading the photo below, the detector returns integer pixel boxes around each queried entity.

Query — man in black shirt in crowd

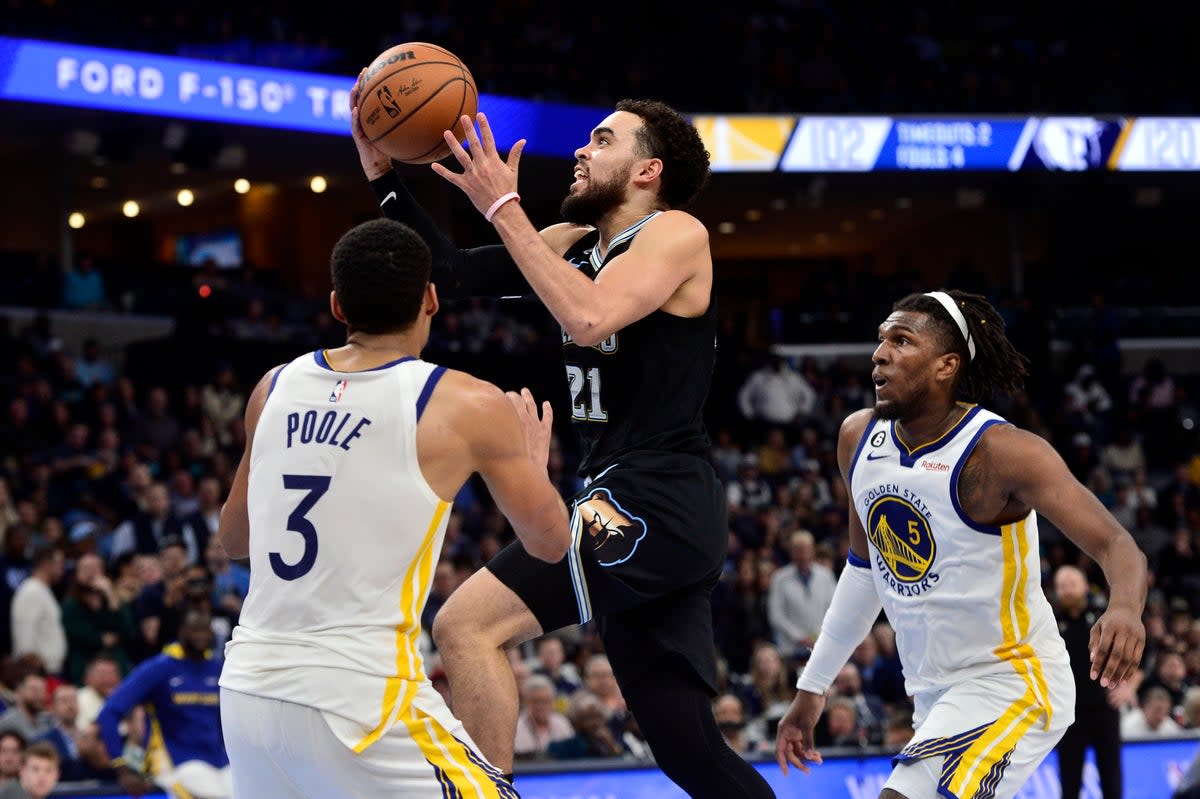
[1054,564,1122,799]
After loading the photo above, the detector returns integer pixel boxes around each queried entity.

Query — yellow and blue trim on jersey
[892,403,980,467]
[353,498,449,753]
[995,519,1053,729]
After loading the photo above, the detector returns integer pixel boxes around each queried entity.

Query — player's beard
[873,382,929,421]
[560,171,627,225]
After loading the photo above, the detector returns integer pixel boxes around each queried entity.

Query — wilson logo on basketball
[577,488,648,567]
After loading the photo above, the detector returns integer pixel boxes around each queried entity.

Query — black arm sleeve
[370,171,533,300]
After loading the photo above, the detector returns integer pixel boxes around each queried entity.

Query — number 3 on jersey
[271,474,331,580]
[567,364,607,421]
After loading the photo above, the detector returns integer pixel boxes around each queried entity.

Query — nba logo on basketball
[329,380,348,403]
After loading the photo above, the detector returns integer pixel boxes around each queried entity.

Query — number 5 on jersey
[566,365,608,422]
[271,474,331,580]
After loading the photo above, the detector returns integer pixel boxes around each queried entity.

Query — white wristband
[795,557,882,694]
[484,192,521,222]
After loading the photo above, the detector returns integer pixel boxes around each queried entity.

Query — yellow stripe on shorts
[945,686,1041,799]
[402,704,515,799]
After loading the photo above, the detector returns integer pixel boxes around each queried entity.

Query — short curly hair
[615,99,711,209]
[330,218,431,334]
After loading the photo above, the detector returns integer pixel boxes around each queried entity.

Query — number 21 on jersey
[566,364,607,421]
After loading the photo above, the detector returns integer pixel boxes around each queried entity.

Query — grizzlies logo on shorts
[577,487,648,567]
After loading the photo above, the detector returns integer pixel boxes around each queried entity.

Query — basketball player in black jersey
[351,82,776,799]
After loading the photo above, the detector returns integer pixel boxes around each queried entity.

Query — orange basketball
[356,42,478,164]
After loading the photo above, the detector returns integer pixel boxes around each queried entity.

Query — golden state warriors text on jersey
[862,483,941,596]
[850,405,1070,697]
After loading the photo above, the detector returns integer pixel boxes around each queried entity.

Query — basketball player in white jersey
[775,290,1147,799]
[216,218,570,798]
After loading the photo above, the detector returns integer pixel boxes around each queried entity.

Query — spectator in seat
[582,654,629,744]
[74,656,122,732]
[32,684,107,782]
[531,636,581,713]
[737,353,817,435]
[1121,686,1184,738]
[0,731,25,787]
[9,547,66,677]
[61,255,107,312]
[0,675,52,743]
[61,553,136,684]
[512,674,573,760]
[767,530,836,662]
[0,740,59,799]
[547,691,627,760]
[713,693,762,757]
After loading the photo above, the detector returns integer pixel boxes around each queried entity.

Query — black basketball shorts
[487,449,728,692]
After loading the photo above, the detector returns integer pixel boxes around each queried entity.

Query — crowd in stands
[4,1,1195,114]
[2,252,1200,794]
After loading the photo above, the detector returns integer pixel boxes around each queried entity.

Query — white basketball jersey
[849,404,1069,698]
[220,350,452,751]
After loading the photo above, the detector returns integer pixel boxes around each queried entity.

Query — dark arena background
[1,3,1198,798]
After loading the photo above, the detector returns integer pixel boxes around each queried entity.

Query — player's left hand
[432,112,526,218]
[1089,603,1145,688]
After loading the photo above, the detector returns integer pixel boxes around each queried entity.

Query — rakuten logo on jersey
[920,461,950,473]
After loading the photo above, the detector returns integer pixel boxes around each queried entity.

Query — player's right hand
[1089,603,1145,688]
[775,690,825,776]
[349,68,394,180]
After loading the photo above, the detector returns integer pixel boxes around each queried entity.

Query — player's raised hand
[505,388,554,469]
[348,68,393,180]
[775,690,825,776]
[1089,603,1145,688]
[432,112,526,218]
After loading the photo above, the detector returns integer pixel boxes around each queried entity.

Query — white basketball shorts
[885,665,1075,799]
[220,686,517,798]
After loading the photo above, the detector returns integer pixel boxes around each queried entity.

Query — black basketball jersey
[561,214,716,478]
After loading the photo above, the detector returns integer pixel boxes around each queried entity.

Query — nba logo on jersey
[329,380,348,403]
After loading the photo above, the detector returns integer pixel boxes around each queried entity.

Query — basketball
[356,42,478,164]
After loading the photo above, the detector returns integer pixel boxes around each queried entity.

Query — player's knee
[430,599,473,652]
[433,569,541,653]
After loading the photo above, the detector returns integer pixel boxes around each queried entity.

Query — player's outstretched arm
[989,425,1148,688]
[459,380,570,563]
[218,365,281,560]
[778,408,881,775]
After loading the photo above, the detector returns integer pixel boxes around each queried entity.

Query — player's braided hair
[330,218,431,334]
[894,289,1029,403]
[615,99,711,209]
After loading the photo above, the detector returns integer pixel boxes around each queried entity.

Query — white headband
[924,291,975,361]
